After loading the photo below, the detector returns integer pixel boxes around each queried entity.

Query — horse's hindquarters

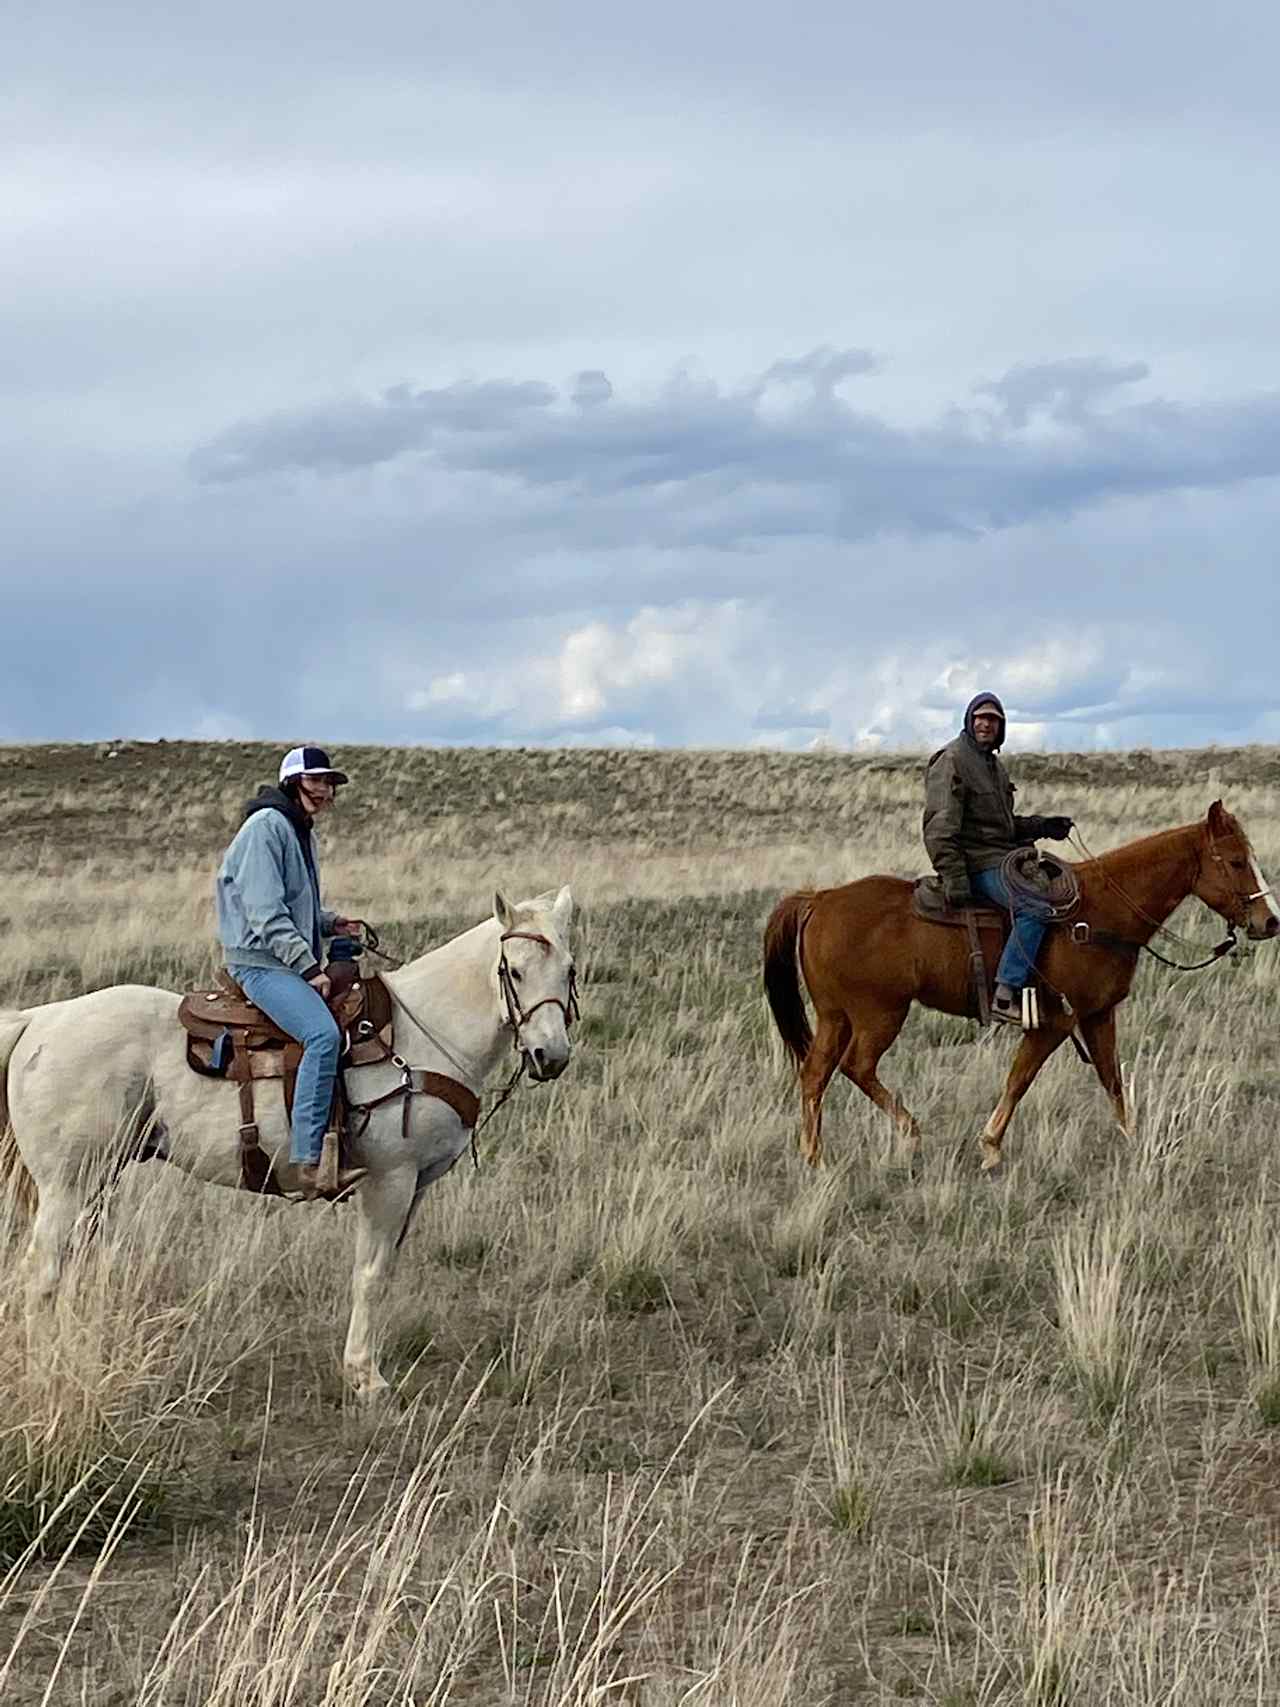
[8,985,252,1193]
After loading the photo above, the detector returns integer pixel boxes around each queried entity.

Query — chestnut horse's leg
[838,1004,918,1150]
[1077,1007,1132,1136]
[799,1012,852,1168]
[978,1024,1070,1172]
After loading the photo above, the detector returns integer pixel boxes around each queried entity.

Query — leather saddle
[178,972,396,1194]
[910,874,1006,932]
[179,971,394,1075]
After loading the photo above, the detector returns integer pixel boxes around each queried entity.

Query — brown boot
[295,1161,369,1201]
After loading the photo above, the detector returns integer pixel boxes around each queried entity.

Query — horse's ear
[551,884,573,935]
[493,890,517,932]
[1208,799,1229,835]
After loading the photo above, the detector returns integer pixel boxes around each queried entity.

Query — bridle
[344,923,581,1167]
[360,921,581,1054]
[1199,825,1274,933]
[498,929,581,1048]
[1066,825,1241,972]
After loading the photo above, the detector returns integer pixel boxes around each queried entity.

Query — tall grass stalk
[1234,1220,1280,1425]
[1052,1213,1149,1421]
[815,1339,879,1537]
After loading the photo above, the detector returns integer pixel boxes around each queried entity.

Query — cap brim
[300,768,348,785]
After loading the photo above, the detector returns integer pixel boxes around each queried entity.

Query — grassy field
[2,738,1280,1704]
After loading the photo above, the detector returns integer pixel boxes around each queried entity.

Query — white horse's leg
[343,1163,417,1399]
[26,1179,87,1306]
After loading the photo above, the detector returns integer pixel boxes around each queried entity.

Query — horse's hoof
[345,1372,393,1406]
[978,1141,1003,1177]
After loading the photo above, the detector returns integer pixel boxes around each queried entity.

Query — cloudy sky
[7,1,1280,750]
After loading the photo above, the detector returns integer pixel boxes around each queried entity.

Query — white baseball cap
[279,745,349,785]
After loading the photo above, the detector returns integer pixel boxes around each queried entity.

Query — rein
[1067,828,1239,973]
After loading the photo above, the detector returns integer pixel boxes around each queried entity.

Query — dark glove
[944,879,975,908]
[1042,816,1074,841]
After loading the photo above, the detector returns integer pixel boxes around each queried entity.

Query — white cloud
[405,602,757,741]
[394,593,1274,756]
[556,608,732,722]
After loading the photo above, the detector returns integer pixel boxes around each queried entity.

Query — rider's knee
[301,1006,342,1055]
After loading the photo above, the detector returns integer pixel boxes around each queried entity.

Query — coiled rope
[997,846,1081,921]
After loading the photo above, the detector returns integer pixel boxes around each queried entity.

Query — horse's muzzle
[526,1046,569,1081]
[1248,914,1280,942]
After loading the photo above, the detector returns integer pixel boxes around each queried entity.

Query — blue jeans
[971,868,1052,991]
[233,966,340,1165]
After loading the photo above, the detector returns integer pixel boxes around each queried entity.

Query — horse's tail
[763,891,816,1070]
[0,1014,36,1219]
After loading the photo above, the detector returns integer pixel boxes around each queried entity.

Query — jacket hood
[240,786,317,867]
[963,691,1006,749]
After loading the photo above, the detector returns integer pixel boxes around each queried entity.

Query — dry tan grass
[1,738,1280,1702]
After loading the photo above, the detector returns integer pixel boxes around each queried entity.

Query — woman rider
[216,746,369,1197]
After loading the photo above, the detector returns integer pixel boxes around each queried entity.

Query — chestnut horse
[764,802,1279,1172]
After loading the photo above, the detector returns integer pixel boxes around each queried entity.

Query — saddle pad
[911,876,1006,931]
[186,1035,293,1080]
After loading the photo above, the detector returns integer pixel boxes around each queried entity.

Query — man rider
[923,693,1074,1023]
[216,746,369,1196]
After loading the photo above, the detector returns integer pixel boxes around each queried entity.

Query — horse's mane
[1074,818,1206,877]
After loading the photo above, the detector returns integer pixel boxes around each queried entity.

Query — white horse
[0,886,576,1398]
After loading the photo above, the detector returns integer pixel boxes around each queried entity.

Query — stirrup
[316,1128,341,1196]
[990,986,1020,1026]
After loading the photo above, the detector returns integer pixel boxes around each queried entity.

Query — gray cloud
[977,358,1151,428]
[14,1,1280,141]
[189,351,1280,551]
[189,380,557,482]
[571,371,614,409]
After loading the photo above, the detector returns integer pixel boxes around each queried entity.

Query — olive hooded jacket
[922,692,1054,898]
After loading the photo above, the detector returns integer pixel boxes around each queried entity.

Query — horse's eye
[509,967,522,983]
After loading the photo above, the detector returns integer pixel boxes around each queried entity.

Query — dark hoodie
[922,692,1052,893]
[961,690,1006,749]
[241,785,319,882]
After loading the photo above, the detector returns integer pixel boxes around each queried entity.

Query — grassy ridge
[1,742,1279,1702]
[5,738,1280,863]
